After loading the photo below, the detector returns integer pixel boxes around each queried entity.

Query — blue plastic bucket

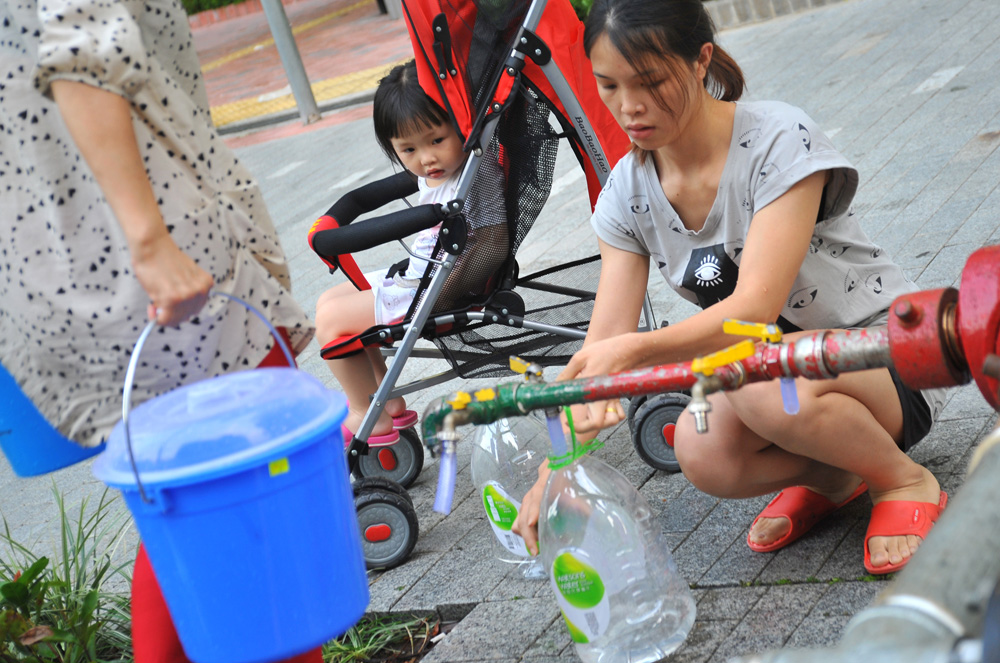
[93,367,368,663]
[1,363,105,477]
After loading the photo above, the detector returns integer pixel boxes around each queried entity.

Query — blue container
[1,363,105,476]
[93,367,368,663]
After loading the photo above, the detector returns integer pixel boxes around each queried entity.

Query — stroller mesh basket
[430,255,600,378]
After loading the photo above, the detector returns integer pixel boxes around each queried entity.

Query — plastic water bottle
[539,453,696,662]
[469,416,548,579]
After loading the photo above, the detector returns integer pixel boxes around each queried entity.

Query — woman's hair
[583,0,745,110]
[372,59,452,166]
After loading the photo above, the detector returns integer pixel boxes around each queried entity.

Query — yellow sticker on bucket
[269,458,290,477]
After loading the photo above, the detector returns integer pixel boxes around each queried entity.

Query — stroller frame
[309,0,655,488]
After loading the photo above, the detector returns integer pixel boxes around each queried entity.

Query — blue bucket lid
[93,368,346,489]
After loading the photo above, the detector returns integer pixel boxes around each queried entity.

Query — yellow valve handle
[691,339,756,376]
[508,355,542,379]
[723,319,783,344]
[447,391,472,410]
[474,388,496,402]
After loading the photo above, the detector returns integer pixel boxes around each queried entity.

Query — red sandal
[747,482,869,553]
[863,490,947,575]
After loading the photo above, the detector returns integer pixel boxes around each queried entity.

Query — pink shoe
[392,410,418,429]
[341,424,399,448]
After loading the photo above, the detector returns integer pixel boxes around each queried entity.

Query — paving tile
[786,580,883,649]
[419,599,560,662]
[695,586,768,621]
[671,619,739,663]
[710,584,827,661]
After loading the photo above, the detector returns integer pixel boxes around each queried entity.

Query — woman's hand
[512,461,552,556]
[130,230,214,326]
[558,333,636,436]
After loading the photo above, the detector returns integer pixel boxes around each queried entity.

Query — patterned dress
[0,0,314,447]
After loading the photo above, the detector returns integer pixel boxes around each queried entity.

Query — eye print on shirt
[629,195,650,216]
[694,254,724,288]
[865,272,884,294]
[809,236,824,254]
[871,247,883,259]
[827,242,851,258]
[788,285,819,309]
[739,127,762,149]
[797,123,812,152]
[758,161,781,185]
[844,267,861,294]
[724,240,744,263]
[614,221,637,238]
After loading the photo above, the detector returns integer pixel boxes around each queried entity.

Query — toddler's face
[391,122,466,187]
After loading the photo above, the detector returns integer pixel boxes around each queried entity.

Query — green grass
[323,614,439,663]
[0,486,441,663]
[0,487,134,662]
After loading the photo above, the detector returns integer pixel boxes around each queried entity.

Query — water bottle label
[482,482,530,557]
[550,548,610,643]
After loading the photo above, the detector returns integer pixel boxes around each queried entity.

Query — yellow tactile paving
[209,59,408,127]
[200,0,372,73]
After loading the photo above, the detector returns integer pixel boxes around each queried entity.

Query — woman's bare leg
[674,366,940,571]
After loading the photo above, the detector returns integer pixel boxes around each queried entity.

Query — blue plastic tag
[780,378,799,415]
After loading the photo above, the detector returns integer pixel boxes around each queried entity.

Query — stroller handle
[325,170,418,223]
[310,202,448,258]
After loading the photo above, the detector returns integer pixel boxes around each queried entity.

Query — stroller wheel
[354,488,419,570]
[631,393,690,473]
[625,395,649,431]
[352,427,425,488]
[352,476,414,506]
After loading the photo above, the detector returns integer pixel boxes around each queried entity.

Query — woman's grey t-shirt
[591,100,945,419]
[592,100,913,332]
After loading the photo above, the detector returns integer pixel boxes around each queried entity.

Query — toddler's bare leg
[315,284,394,435]
[364,346,407,418]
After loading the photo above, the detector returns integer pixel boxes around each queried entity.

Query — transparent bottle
[469,416,548,579]
[539,453,696,663]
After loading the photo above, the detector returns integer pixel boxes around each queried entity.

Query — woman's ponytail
[706,45,745,102]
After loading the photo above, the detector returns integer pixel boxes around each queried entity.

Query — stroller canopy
[401,0,631,209]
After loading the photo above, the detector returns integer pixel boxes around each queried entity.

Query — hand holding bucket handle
[122,290,295,504]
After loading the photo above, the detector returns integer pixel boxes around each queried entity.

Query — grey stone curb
[707,0,847,31]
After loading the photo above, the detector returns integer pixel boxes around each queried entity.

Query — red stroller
[308,0,666,569]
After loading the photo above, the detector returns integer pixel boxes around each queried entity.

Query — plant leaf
[19,558,49,587]
[19,624,54,645]
[0,583,28,609]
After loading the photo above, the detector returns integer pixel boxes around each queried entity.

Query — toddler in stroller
[315,59,506,447]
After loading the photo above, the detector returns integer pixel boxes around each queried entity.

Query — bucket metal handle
[121,290,295,504]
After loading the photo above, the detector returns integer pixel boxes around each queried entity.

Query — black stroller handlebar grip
[311,203,448,257]
[324,170,420,224]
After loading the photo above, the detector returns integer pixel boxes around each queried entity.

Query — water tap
[689,339,755,434]
[688,379,713,434]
